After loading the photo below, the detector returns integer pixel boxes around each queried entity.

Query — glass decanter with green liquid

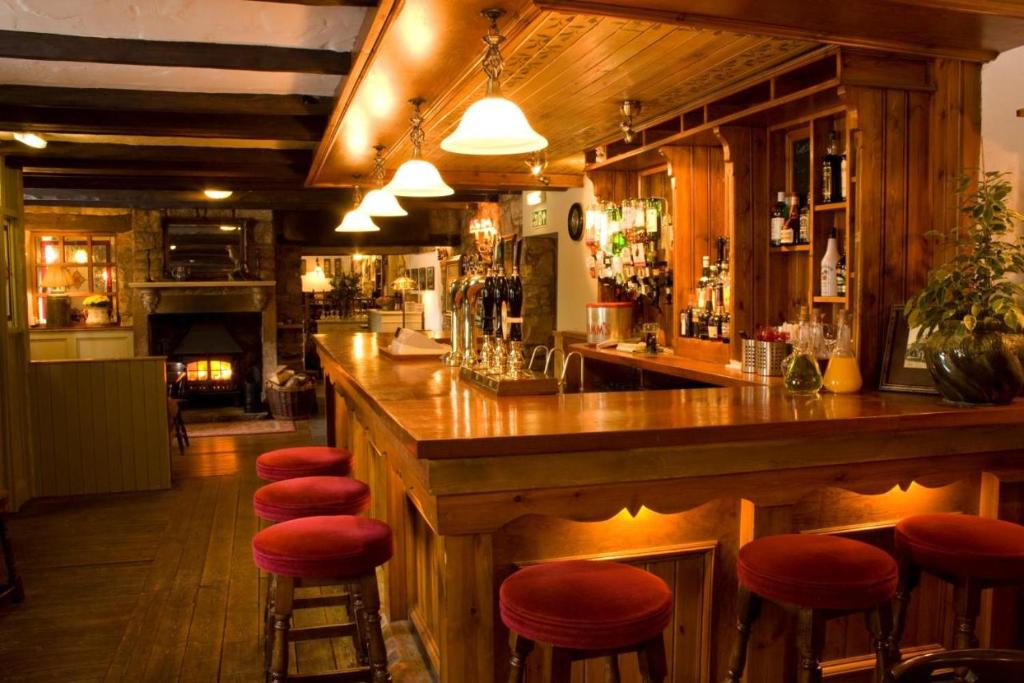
[783,307,823,395]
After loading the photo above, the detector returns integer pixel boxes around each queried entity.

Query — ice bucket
[586,302,634,344]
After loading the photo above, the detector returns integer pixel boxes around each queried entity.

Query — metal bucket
[586,302,634,344]
[756,340,791,377]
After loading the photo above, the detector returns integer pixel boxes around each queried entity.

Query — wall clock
[567,202,583,241]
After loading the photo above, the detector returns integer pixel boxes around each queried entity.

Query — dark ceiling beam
[0,106,326,141]
[21,173,313,192]
[0,85,333,116]
[22,188,355,210]
[0,30,352,74]
[1,142,313,167]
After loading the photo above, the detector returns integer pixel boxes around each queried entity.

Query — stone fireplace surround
[130,280,277,386]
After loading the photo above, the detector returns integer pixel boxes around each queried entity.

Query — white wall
[405,250,443,332]
[982,46,1024,220]
[522,178,598,333]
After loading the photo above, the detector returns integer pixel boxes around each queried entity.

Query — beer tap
[505,238,527,378]
[444,267,464,366]
[460,266,487,368]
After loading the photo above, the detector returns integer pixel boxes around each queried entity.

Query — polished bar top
[315,331,1024,460]
[569,342,779,387]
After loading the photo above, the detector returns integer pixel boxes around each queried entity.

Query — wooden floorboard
[0,413,434,682]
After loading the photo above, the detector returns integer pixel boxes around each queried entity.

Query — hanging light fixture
[441,9,547,156]
[359,145,408,216]
[336,179,381,232]
[385,98,454,197]
[620,100,642,143]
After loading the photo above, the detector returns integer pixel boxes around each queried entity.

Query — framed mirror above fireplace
[163,218,251,281]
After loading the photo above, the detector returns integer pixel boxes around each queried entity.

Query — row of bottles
[679,237,731,343]
[585,197,670,282]
[770,192,810,247]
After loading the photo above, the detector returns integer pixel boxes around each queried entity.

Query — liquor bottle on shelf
[707,309,720,340]
[821,131,846,203]
[770,191,786,247]
[720,309,731,343]
[697,255,710,309]
[719,237,731,309]
[820,227,840,297]
[691,305,702,339]
[780,194,799,246]
[698,306,711,340]
[680,303,694,338]
[709,263,721,309]
[798,204,810,245]
[836,253,847,297]
[645,198,661,234]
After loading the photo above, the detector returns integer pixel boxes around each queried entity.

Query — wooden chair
[167,397,189,454]
[0,490,24,606]
[892,649,1024,682]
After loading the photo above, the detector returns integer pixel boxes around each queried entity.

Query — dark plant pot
[924,330,1024,405]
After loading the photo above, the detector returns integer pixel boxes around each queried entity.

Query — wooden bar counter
[316,332,1024,683]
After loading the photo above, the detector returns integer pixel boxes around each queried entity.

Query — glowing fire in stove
[186,359,233,382]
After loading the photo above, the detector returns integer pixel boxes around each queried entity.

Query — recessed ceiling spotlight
[203,188,233,200]
[13,132,47,149]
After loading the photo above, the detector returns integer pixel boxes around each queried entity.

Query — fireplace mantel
[129,280,276,314]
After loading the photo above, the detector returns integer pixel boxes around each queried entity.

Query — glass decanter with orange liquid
[824,310,862,393]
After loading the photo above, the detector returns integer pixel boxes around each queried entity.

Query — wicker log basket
[266,366,317,420]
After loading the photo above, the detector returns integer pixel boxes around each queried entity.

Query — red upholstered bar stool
[890,513,1024,658]
[253,515,393,683]
[501,560,672,683]
[724,534,898,683]
[256,446,354,481]
[254,476,373,663]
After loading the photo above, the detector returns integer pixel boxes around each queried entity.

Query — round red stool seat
[896,513,1024,582]
[738,534,897,611]
[499,560,672,651]
[253,476,370,523]
[256,446,353,481]
[252,515,392,579]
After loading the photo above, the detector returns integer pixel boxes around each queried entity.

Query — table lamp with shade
[391,274,416,331]
[41,265,76,327]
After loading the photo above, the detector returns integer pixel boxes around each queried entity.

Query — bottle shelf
[814,202,847,212]
[770,244,811,253]
[813,295,847,304]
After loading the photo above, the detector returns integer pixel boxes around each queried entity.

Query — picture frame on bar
[879,304,938,394]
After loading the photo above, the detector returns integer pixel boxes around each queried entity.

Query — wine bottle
[836,253,847,297]
[780,194,798,246]
[770,191,786,247]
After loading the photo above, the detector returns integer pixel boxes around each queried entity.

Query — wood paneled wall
[0,162,32,509]
[29,357,171,497]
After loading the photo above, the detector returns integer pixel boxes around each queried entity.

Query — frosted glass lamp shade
[41,266,76,289]
[384,159,454,197]
[335,209,381,233]
[359,188,408,217]
[301,266,331,293]
[441,97,548,156]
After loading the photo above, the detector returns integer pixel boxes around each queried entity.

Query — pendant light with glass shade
[359,145,408,217]
[441,9,547,156]
[336,178,381,233]
[384,98,454,197]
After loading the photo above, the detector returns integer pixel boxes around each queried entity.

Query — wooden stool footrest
[287,622,359,642]
[294,594,351,610]
[285,666,372,682]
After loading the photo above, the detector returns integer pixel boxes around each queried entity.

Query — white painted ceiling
[0,0,369,95]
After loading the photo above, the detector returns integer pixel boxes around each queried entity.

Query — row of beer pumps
[445,238,526,378]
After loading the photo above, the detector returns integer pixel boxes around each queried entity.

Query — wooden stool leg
[888,560,920,661]
[866,602,895,683]
[360,571,392,683]
[724,586,760,683]
[269,575,294,683]
[507,633,534,683]
[637,636,668,683]
[348,579,369,665]
[605,655,621,683]
[953,577,981,650]
[796,608,825,683]
[549,647,573,683]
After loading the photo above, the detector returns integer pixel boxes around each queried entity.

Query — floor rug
[187,419,296,438]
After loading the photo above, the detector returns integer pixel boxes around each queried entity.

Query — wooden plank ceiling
[309,0,1024,190]
[0,0,371,207]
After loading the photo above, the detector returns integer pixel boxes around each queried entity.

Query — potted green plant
[82,294,113,326]
[904,171,1024,405]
